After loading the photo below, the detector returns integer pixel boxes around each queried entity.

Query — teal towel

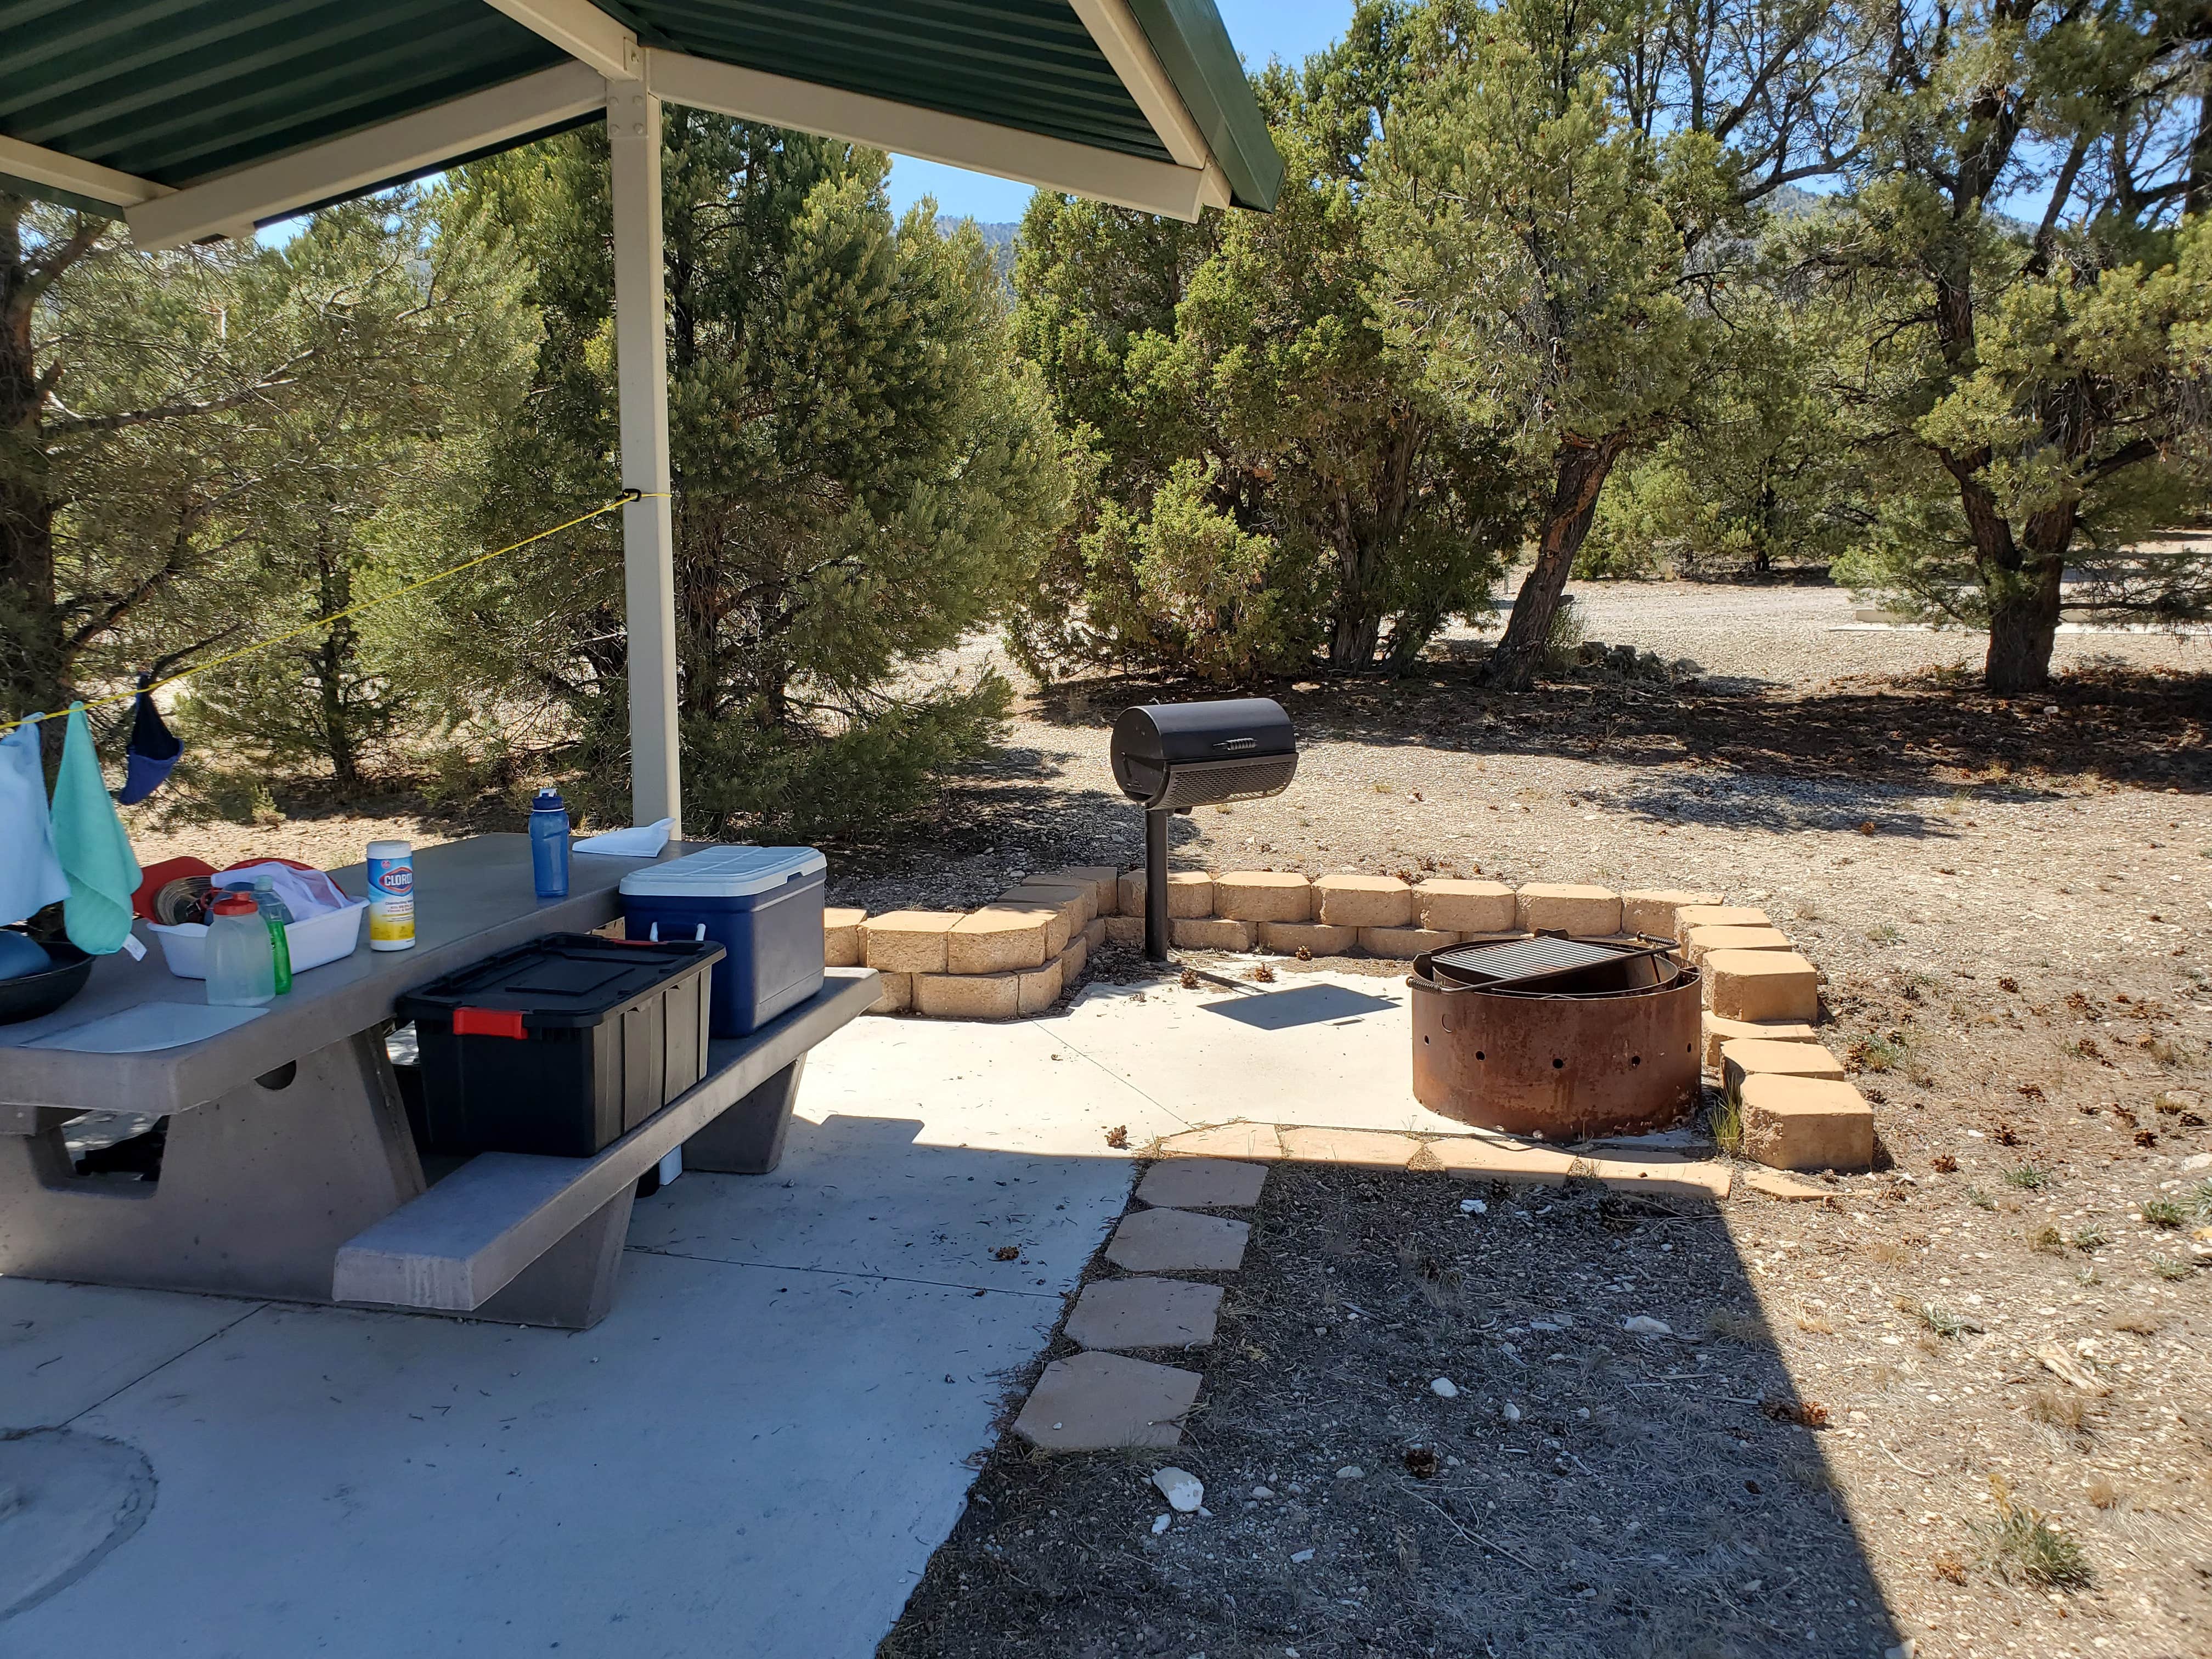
[50,703,142,954]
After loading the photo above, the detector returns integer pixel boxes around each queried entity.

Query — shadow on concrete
[1198,983,1400,1031]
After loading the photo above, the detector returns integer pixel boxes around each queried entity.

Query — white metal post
[608,84,682,836]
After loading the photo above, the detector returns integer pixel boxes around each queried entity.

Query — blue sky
[887,0,1353,222]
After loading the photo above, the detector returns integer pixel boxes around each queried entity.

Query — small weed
[2069,1227,2107,1252]
[1703,1307,1765,1344]
[2029,1389,2087,1432]
[2194,1180,2212,1218]
[2149,1256,2190,1282]
[1973,1480,2092,1589]
[1966,1186,1996,1211]
[1866,921,1905,945]
[2028,1225,2066,1254]
[1794,901,1823,922]
[1708,1093,1745,1158]
[1793,1308,1835,1335]
[1931,1549,1969,1584]
[1917,1302,1967,1338]
[1782,1457,1836,1494]
[2086,1476,2123,1510]
[2004,1164,2050,1190]
[2140,1197,2186,1229]
[1851,1032,1909,1073]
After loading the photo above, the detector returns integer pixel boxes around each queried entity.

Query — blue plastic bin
[618,847,827,1037]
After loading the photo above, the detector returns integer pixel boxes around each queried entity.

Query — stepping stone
[1136,1158,1268,1209]
[1426,1137,1577,1186]
[1157,1122,1283,1161]
[1012,1351,1201,1451]
[1743,1169,1832,1201]
[1106,1207,1249,1272]
[1572,1152,1733,1199]
[1065,1277,1223,1351]
[1277,1126,1421,1169]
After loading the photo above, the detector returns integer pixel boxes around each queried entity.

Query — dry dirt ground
[124,579,2212,1657]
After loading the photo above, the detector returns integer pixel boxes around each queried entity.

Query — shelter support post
[609,84,682,836]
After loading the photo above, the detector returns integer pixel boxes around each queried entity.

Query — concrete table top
[0,836,704,1117]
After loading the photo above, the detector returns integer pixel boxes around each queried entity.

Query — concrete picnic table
[0,834,876,1328]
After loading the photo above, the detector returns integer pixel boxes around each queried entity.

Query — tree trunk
[1328,603,1382,672]
[1983,503,2072,695]
[1486,434,1627,693]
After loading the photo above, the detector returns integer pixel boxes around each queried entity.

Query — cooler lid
[619,845,827,900]
[395,933,725,1028]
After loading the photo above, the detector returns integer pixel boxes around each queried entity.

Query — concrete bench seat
[333,968,878,1327]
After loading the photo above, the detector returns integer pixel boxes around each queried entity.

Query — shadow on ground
[882,1160,1902,1659]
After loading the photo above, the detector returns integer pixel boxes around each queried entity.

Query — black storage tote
[397,933,724,1158]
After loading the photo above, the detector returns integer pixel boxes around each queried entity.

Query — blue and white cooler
[618,847,827,1037]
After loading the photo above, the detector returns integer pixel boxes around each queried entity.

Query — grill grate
[1424,934,1675,993]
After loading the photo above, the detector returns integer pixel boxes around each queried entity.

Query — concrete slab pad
[1106,1208,1249,1272]
[1012,1350,1201,1452]
[11,1254,1064,1659]
[0,1279,259,1430]
[1065,1278,1223,1351]
[1134,1159,1268,1209]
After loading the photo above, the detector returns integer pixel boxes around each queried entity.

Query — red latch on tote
[452,1007,527,1040]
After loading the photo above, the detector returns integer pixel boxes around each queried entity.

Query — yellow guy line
[1,490,665,736]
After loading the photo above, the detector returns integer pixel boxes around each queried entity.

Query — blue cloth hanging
[0,718,71,930]
[115,678,182,805]
[50,704,142,955]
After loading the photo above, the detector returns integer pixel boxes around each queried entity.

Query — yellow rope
[1,489,666,736]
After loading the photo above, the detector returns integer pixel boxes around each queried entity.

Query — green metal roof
[0,0,1282,212]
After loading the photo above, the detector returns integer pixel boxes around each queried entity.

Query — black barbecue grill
[1111,698,1298,961]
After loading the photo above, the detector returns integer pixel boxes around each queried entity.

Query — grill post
[1144,808,1170,963]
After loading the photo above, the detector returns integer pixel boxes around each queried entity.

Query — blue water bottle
[530,788,570,899]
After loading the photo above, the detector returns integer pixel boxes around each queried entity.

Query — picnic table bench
[0,835,876,1329]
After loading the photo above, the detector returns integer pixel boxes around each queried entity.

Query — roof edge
[1124,0,1284,211]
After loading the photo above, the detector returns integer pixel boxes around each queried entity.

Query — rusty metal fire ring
[1410,963,1703,1141]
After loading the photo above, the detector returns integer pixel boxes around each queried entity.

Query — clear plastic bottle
[205,892,276,1007]
[252,874,294,995]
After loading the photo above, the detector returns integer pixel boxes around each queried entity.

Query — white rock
[2183,1153,2211,1172]
[1335,1465,1364,1480]
[1430,1377,1460,1398]
[1460,1198,1487,1214]
[1290,1549,1316,1563]
[1502,1401,1521,1423]
[1623,1316,1673,1337]
[1152,1467,1204,1513]
[1151,1513,1172,1536]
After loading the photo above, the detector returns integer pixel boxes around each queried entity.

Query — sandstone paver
[1106,1207,1250,1272]
[1212,871,1314,923]
[823,907,867,968]
[1170,917,1256,951]
[1358,926,1459,958]
[1156,1122,1284,1160]
[913,971,1021,1020]
[1621,889,1725,937]
[1701,1014,1821,1071]
[1276,1126,1423,1169]
[1515,883,1622,935]
[1707,949,1820,1022]
[1011,1351,1201,1452]
[861,910,964,974]
[1720,1037,1846,1097]
[1065,1278,1224,1351]
[946,905,1054,974]
[1737,1074,1876,1172]
[1135,1159,1269,1208]
[1314,874,1415,928]
[1257,922,1358,956]
[1414,878,1516,933]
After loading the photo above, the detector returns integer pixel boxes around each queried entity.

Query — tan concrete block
[1065,1278,1224,1351]
[1682,924,1794,966]
[1119,870,1215,918]
[1012,1350,1200,1452]
[823,907,867,968]
[1170,916,1256,951]
[1106,1207,1250,1272]
[1743,1169,1832,1201]
[1673,904,1771,943]
[1005,880,1093,930]
[1737,1074,1875,1172]
[1035,866,1119,918]
[862,910,963,974]
[1018,956,1064,1014]
[1415,879,1516,933]
[1702,1014,1821,1072]
[1570,1150,1733,1199]
[1621,889,1724,938]
[1103,915,1146,947]
[1357,926,1459,959]
[1721,1037,1846,1099]
[1212,870,1313,923]
[1083,916,1107,951]
[1707,949,1820,1022]
[1257,922,1358,956]
[1058,934,1089,985]
[1314,874,1415,928]
[1277,1126,1422,1169]
[1426,1137,1578,1185]
[1136,1159,1269,1208]
[947,905,1054,973]
[866,970,912,1014]
[1157,1121,1284,1160]
[913,970,1022,1020]
[1515,883,1622,935]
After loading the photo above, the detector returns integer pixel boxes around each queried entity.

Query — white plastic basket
[148,899,369,981]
